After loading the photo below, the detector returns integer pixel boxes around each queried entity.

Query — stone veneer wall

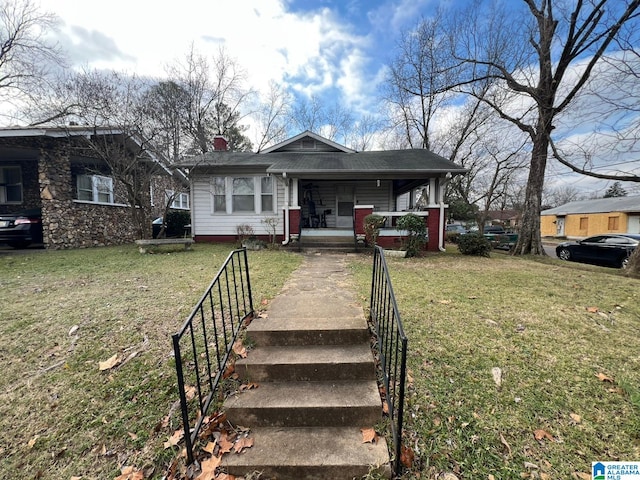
[37,139,139,249]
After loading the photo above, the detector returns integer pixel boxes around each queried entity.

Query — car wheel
[558,248,571,261]
[621,256,630,269]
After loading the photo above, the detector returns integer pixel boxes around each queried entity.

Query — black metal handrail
[172,248,254,463]
[369,246,408,476]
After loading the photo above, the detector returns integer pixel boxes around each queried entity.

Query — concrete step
[236,344,376,382]
[222,426,391,480]
[224,380,382,428]
[246,316,370,346]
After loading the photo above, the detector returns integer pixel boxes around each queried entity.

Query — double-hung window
[232,177,254,212]
[77,174,114,203]
[212,177,226,213]
[0,166,22,204]
[212,176,276,214]
[260,176,274,213]
[167,190,189,210]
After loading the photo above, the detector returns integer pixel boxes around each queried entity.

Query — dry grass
[0,244,302,479]
[349,248,640,479]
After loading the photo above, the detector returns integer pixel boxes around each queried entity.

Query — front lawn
[349,249,640,479]
[2,244,639,479]
[0,244,302,479]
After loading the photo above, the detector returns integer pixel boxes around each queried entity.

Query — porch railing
[171,248,254,463]
[369,246,408,476]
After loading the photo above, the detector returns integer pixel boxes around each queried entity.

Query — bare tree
[446,0,640,255]
[253,80,292,152]
[165,44,254,153]
[0,0,65,119]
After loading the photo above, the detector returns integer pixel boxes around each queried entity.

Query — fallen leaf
[98,353,120,371]
[71,477,82,480]
[164,429,184,449]
[500,433,512,457]
[234,437,254,453]
[382,402,389,415]
[492,367,503,387]
[222,363,235,379]
[185,385,197,401]
[489,476,496,480]
[233,340,247,358]
[257,312,268,318]
[570,413,581,423]
[361,427,378,444]
[573,473,591,480]
[27,435,39,448]
[218,436,234,454]
[524,461,539,469]
[439,299,452,305]
[586,306,599,313]
[400,445,415,468]
[68,325,79,336]
[128,432,138,441]
[260,298,268,305]
[596,372,614,383]
[239,383,259,391]
[540,473,551,480]
[114,466,144,480]
[533,429,554,441]
[195,455,221,480]
[202,441,216,455]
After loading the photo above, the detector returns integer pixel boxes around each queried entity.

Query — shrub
[396,213,427,257]
[236,224,255,244]
[363,214,386,246]
[165,210,191,237]
[457,233,492,257]
[445,231,461,244]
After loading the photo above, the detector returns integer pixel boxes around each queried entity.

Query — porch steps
[221,254,390,480]
[298,235,357,252]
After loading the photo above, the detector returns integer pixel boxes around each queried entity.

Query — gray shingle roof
[541,196,640,215]
[180,149,467,177]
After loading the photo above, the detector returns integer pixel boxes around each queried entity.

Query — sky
[39,0,431,116]
[36,0,640,198]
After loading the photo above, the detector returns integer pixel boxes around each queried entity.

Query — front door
[336,185,354,228]
[556,216,565,236]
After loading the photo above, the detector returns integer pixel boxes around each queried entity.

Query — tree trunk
[627,246,640,278]
[512,134,548,256]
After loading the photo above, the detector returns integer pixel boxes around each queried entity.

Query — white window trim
[166,189,190,210]
[0,165,23,205]
[77,174,114,204]
[210,175,276,215]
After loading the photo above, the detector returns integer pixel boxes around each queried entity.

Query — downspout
[281,172,290,245]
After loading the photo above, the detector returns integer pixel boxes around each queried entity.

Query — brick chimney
[213,135,229,151]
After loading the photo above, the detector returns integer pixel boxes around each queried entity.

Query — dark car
[556,234,640,269]
[0,208,43,248]
[445,224,467,234]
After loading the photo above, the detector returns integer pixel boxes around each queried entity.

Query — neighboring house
[180,131,467,251]
[0,126,183,249]
[486,209,520,228]
[541,196,640,238]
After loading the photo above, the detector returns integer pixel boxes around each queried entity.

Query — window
[212,176,276,214]
[77,174,114,203]
[212,177,226,213]
[167,190,189,210]
[579,217,588,230]
[608,216,619,231]
[232,177,254,212]
[261,176,273,212]
[0,166,22,204]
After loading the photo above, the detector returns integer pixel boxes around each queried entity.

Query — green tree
[603,181,628,198]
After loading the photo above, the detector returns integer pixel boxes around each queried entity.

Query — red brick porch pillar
[353,205,374,238]
[426,207,443,252]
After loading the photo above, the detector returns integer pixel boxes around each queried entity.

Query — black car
[556,233,640,269]
[0,208,43,248]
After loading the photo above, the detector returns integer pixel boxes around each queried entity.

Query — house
[541,196,640,238]
[0,126,184,249]
[180,131,467,251]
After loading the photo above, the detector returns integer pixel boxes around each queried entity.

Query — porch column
[354,205,374,242]
[425,207,442,252]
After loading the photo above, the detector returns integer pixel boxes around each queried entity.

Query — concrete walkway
[223,252,391,479]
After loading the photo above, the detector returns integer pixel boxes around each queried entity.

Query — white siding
[192,174,284,236]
